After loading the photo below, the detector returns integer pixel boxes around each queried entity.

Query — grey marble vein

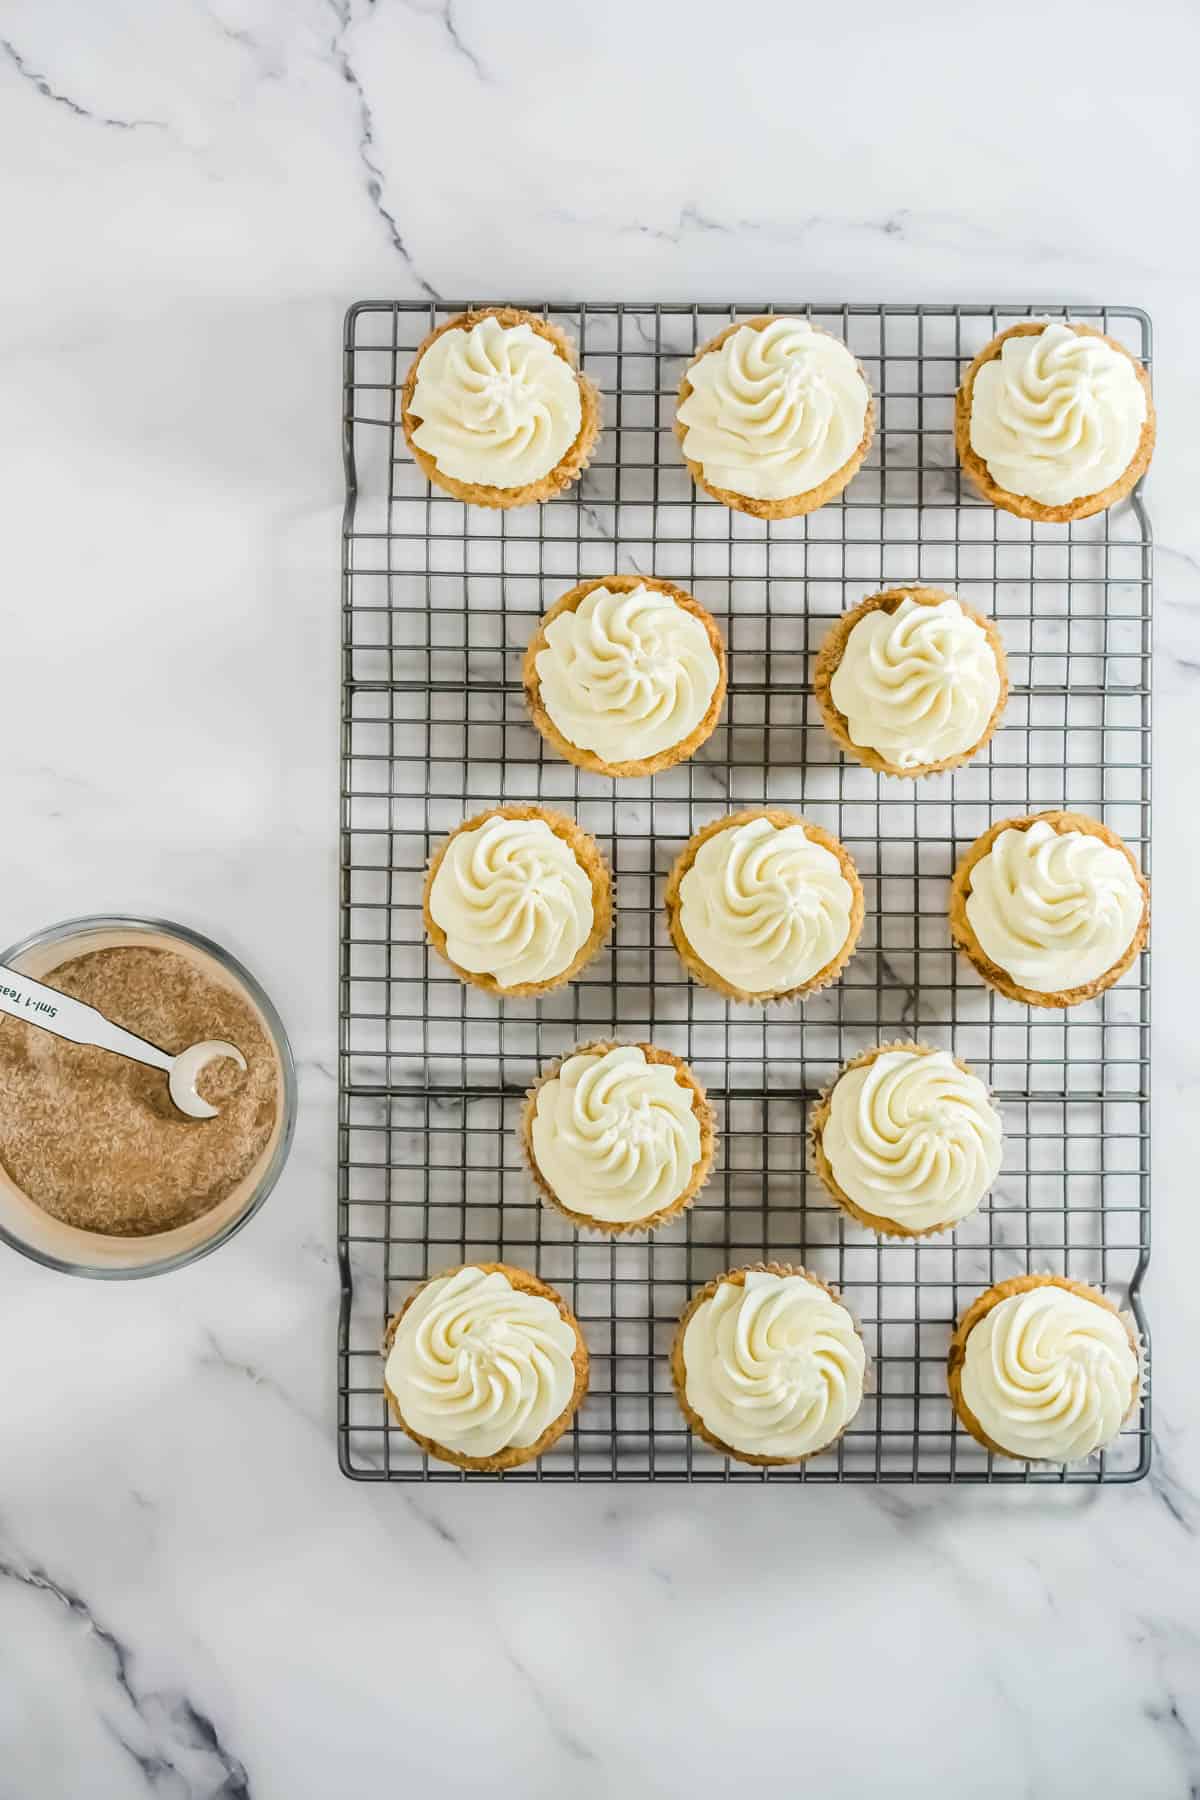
[1133,1614,1200,1793]
[199,1331,323,1434]
[575,472,615,542]
[627,204,732,243]
[0,36,169,132]
[503,1644,597,1766]
[401,1493,462,1549]
[400,0,492,85]
[327,0,440,299]
[199,2,286,80]
[0,1545,249,1796]
[877,950,919,1027]
[1149,1431,1200,1537]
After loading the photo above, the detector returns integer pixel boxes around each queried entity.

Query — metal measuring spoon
[0,963,246,1120]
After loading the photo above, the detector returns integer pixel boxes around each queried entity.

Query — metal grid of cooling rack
[338,300,1152,1484]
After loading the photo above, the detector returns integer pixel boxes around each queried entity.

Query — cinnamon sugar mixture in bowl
[0,917,295,1277]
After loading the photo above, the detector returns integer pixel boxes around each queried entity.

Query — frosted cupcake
[814,586,1008,778]
[810,1042,1003,1239]
[948,1274,1140,1463]
[523,575,727,778]
[671,1264,867,1466]
[949,811,1149,1008]
[401,308,600,508]
[956,320,1155,522]
[423,805,611,997]
[522,1040,715,1235]
[665,808,864,1002]
[383,1263,588,1471]
[675,316,874,518]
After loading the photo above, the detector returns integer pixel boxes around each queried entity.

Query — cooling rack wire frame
[338,301,1152,1484]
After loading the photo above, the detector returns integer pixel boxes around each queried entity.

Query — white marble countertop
[2,2,1199,1794]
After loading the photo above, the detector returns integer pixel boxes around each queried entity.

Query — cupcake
[810,1042,1003,1239]
[955,320,1155,522]
[949,811,1149,1008]
[383,1263,588,1472]
[665,808,863,1003]
[671,1264,867,1466]
[521,1040,715,1235]
[675,316,874,519]
[423,805,611,997]
[948,1274,1140,1463]
[814,586,1008,778]
[400,308,600,508]
[523,575,727,779]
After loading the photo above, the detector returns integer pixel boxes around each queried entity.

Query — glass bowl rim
[0,913,298,1280]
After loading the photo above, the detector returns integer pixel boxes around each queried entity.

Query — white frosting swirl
[534,584,720,766]
[531,1045,703,1226]
[409,316,583,488]
[960,1284,1138,1462]
[677,816,855,996]
[969,322,1147,506]
[385,1267,578,1460]
[429,814,594,989]
[829,595,1001,769]
[822,1049,1002,1233]
[677,319,870,501]
[964,819,1143,994]
[682,1270,866,1460]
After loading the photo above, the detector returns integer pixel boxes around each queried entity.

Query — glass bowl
[0,915,297,1278]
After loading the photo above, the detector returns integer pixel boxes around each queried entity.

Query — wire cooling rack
[338,301,1152,1483]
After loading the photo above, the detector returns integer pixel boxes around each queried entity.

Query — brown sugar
[0,946,281,1236]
